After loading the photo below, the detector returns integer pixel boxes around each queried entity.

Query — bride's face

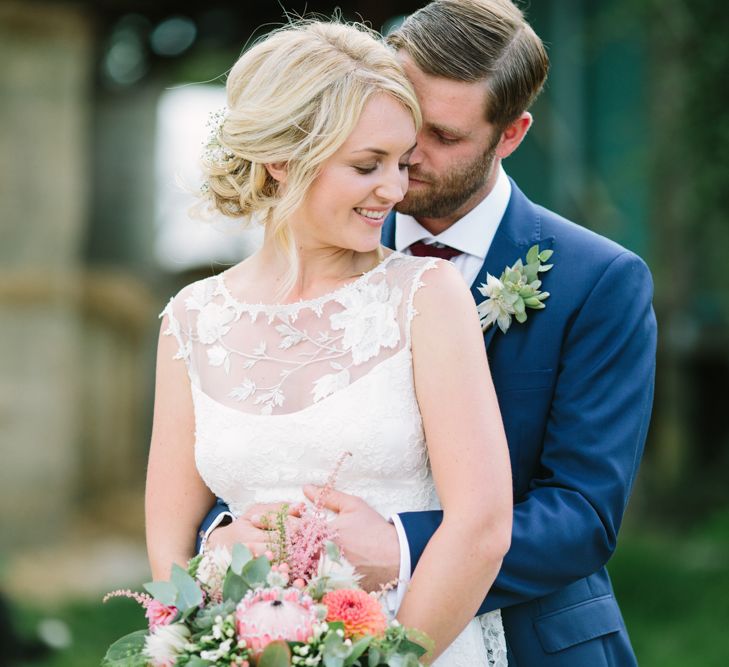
[291,93,417,253]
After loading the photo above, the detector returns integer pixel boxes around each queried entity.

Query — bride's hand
[208,502,304,555]
[303,485,400,592]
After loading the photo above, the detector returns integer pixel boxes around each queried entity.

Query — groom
[199,1,656,664]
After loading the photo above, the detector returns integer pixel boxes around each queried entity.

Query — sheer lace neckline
[217,251,398,314]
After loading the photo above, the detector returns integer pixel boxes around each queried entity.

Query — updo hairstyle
[202,20,421,273]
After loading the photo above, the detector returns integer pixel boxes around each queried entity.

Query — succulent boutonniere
[477,245,554,333]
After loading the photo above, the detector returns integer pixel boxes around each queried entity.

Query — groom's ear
[494,112,533,160]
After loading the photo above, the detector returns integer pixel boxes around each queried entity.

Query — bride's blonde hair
[201,20,421,295]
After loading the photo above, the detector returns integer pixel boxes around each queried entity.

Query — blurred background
[1,0,727,665]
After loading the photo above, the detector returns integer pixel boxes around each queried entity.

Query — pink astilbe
[103,589,154,607]
[286,451,351,582]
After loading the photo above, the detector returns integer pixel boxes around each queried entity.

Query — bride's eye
[353,164,377,174]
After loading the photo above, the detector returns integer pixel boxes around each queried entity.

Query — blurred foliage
[610,507,729,665]
[640,0,729,321]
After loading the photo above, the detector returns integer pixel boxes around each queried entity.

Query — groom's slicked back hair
[387,0,549,129]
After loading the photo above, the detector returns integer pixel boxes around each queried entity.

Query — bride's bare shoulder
[409,259,483,347]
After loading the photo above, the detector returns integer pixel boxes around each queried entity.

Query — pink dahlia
[322,589,387,638]
[236,587,317,654]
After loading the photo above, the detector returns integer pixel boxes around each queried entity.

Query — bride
[145,20,512,665]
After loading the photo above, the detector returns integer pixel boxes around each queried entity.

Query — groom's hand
[207,502,303,556]
[303,485,400,592]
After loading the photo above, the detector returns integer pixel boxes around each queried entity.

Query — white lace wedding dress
[161,251,507,666]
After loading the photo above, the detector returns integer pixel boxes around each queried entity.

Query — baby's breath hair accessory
[477,245,553,334]
[202,106,235,169]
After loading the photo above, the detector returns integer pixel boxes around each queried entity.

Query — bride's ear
[265,162,288,183]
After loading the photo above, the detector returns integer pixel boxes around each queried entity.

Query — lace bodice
[161,251,507,667]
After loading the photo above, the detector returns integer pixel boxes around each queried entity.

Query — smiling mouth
[354,207,388,220]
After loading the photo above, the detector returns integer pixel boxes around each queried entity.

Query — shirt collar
[395,164,512,259]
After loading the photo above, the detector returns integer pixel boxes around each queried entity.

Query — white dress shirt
[395,164,511,286]
[389,165,512,612]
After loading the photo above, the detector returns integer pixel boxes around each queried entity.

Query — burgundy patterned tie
[408,240,463,261]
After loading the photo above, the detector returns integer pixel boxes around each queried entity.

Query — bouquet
[103,478,429,666]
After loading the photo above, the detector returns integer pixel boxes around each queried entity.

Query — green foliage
[242,554,272,586]
[259,640,292,667]
[191,600,236,632]
[100,629,148,667]
[231,543,253,575]
[170,564,204,612]
[222,569,250,602]
[143,580,176,606]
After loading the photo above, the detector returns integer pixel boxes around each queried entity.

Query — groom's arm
[195,499,234,553]
[401,251,656,613]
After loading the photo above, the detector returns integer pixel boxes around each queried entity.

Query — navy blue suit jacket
[198,180,656,666]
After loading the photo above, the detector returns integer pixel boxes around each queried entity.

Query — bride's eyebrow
[351,142,418,156]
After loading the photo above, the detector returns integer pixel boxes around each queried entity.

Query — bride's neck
[256,233,381,302]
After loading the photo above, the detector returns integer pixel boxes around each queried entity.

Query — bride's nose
[374,168,406,204]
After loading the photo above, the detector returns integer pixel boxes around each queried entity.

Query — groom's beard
[396,145,496,220]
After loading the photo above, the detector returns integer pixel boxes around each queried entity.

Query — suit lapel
[381,212,396,250]
[471,179,553,349]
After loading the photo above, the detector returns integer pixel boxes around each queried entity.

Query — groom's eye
[436,133,459,145]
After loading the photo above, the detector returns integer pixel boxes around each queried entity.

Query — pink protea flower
[145,599,178,630]
[322,589,387,638]
[236,587,317,654]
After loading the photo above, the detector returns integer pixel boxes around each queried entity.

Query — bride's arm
[145,318,216,580]
[396,261,512,660]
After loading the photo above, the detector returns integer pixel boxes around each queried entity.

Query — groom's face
[396,53,501,225]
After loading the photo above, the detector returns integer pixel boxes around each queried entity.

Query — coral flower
[236,587,317,654]
[322,589,387,638]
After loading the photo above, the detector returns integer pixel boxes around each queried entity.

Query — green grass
[609,508,729,666]
[7,509,729,666]
[11,595,145,667]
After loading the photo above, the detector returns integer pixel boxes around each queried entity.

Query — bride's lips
[354,207,390,228]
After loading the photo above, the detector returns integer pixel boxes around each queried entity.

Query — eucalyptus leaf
[386,653,420,667]
[171,563,204,612]
[323,629,353,667]
[397,637,428,657]
[231,543,253,575]
[258,640,292,667]
[223,569,250,602]
[185,658,214,667]
[143,580,177,606]
[242,555,271,586]
[368,647,382,667]
[101,629,148,666]
[323,654,345,667]
[345,636,372,666]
